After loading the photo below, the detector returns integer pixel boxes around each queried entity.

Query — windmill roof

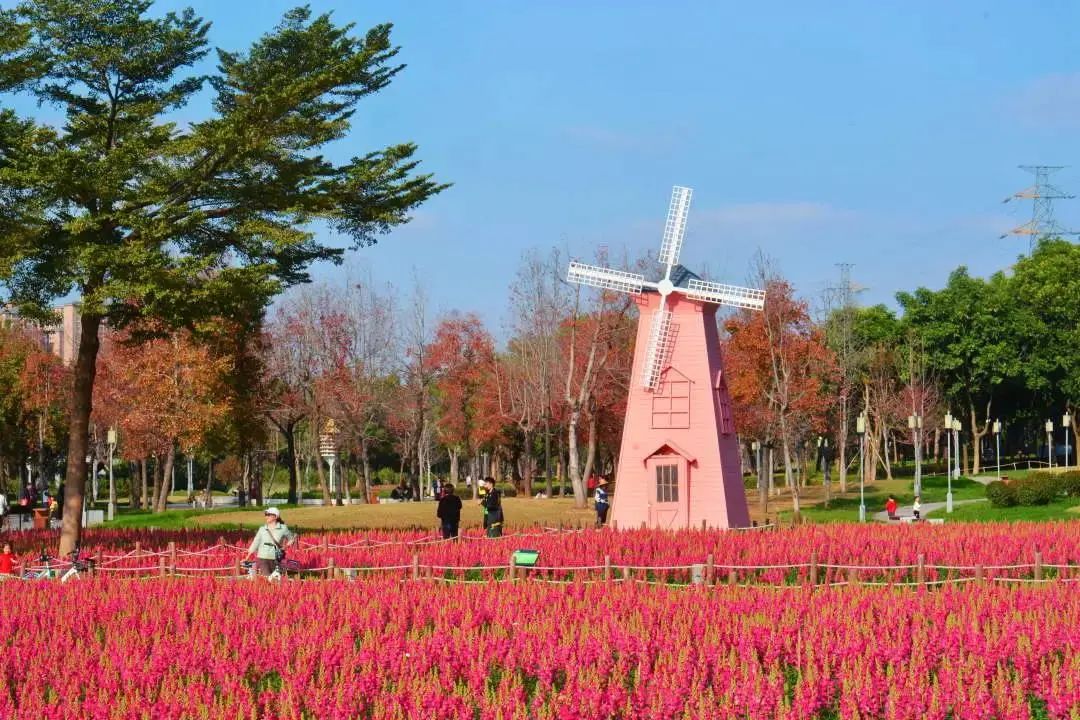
[647,264,700,290]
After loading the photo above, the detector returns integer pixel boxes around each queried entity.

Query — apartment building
[0,303,81,365]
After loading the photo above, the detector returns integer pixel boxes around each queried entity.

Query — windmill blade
[567,261,646,295]
[658,186,692,269]
[683,278,766,310]
[640,308,674,390]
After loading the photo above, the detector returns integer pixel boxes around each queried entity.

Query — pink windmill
[568,186,765,529]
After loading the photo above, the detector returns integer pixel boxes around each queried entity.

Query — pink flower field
[0,579,1077,719]
[6,522,1080,584]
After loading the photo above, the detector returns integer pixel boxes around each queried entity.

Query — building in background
[0,303,81,365]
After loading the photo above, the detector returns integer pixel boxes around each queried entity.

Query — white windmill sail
[567,261,645,295]
[566,184,766,392]
[683,278,766,310]
[640,308,674,390]
[658,186,692,270]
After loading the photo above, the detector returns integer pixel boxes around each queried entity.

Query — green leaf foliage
[0,0,448,328]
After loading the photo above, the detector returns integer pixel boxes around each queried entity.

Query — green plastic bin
[512,550,539,567]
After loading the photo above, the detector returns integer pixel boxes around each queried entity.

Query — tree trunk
[314,446,332,505]
[543,415,553,498]
[581,412,598,493]
[154,444,176,513]
[59,314,103,556]
[757,443,767,515]
[140,458,150,510]
[566,410,587,508]
[360,436,373,503]
[838,416,848,494]
[128,461,139,509]
[449,447,459,484]
[969,402,990,476]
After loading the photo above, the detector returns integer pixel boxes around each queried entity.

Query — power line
[1001,165,1079,252]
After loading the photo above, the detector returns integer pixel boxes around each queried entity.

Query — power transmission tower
[1001,165,1078,252]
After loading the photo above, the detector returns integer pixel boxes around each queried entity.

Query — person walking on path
[480,477,504,538]
[244,507,296,577]
[594,478,610,527]
[912,496,922,521]
[885,496,898,521]
[437,483,463,539]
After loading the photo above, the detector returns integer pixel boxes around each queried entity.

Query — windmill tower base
[610,293,750,530]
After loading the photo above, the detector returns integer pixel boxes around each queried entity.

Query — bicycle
[59,548,95,582]
[21,552,57,580]
[21,548,95,582]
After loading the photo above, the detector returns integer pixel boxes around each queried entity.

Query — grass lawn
[926,497,1080,522]
[101,506,260,530]
[187,496,598,532]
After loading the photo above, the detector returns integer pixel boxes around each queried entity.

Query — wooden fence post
[508,553,517,582]
[158,556,167,578]
[728,568,737,586]
[168,542,177,576]
[134,541,141,558]
[916,554,926,586]
[234,557,242,577]
[603,555,612,582]
[327,557,335,579]
[706,554,715,585]
[1034,551,1043,582]
[411,553,420,581]
[975,564,984,584]
[809,552,818,587]
[622,567,631,583]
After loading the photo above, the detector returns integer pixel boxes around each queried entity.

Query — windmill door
[647,456,688,528]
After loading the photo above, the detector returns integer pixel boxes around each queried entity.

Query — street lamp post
[993,420,1002,481]
[949,418,961,512]
[1046,420,1054,469]
[908,414,923,495]
[751,440,761,489]
[84,454,93,527]
[944,412,953,488]
[952,418,961,480]
[856,413,867,522]
[107,428,117,521]
[1064,413,1072,470]
[319,420,339,506]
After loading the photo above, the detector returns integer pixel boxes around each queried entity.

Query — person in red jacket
[885,496,898,520]
[0,542,16,575]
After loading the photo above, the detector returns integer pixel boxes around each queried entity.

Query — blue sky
[9,1,1080,332]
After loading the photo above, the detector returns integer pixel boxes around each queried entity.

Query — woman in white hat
[244,506,296,577]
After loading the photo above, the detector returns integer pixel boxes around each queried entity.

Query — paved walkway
[871,498,986,523]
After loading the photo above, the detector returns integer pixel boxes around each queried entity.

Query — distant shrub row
[985,471,1080,507]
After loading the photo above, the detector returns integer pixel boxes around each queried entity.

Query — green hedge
[986,471,1080,507]
[985,481,1017,507]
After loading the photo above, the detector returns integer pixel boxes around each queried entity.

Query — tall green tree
[1011,238,1080,444]
[897,268,1022,474]
[0,0,446,553]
